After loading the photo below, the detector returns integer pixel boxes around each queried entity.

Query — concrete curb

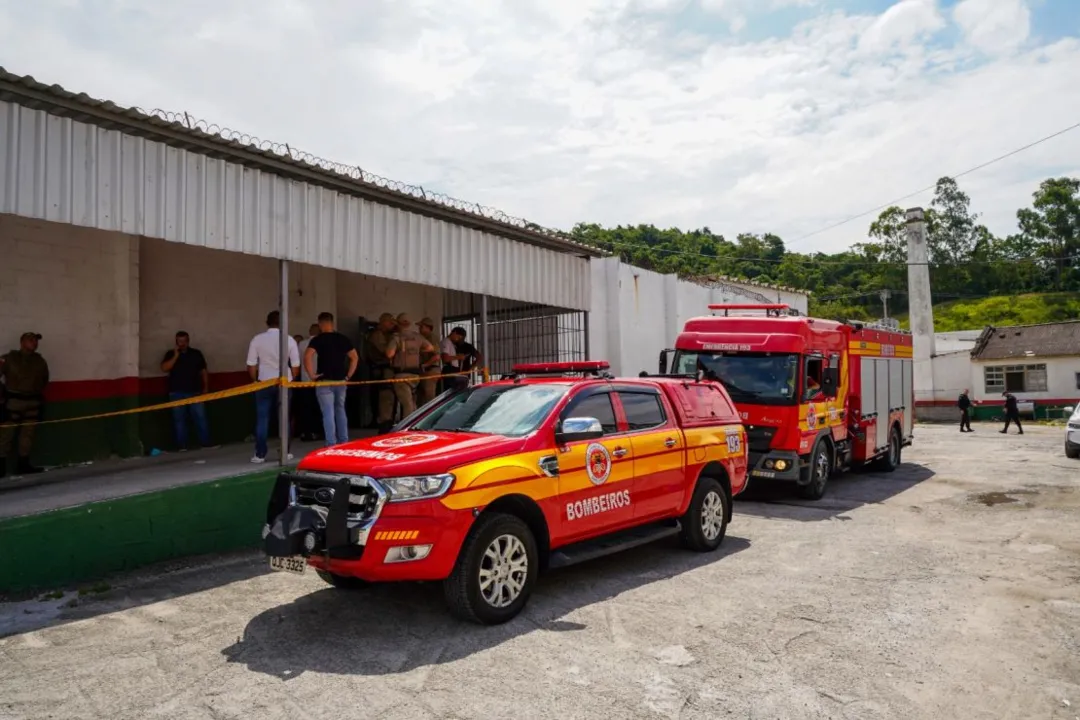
[0,468,279,595]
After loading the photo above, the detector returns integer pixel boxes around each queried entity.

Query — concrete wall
[588,257,810,376]
[336,272,443,340]
[972,357,1080,403]
[0,214,139,383]
[934,330,981,354]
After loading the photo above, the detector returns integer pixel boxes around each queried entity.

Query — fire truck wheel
[316,570,369,590]
[797,439,831,500]
[680,476,728,552]
[874,427,902,473]
[443,512,538,625]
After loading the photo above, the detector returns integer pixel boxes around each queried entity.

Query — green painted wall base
[0,469,279,595]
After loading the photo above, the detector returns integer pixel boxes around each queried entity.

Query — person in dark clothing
[1000,392,1024,435]
[161,331,212,450]
[957,389,973,432]
[305,312,359,446]
[0,332,49,476]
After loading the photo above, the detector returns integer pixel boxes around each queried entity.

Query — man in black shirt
[957,389,973,432]
[304,312,359,446]
[160,331,212,450]
[1000,391,1024,435]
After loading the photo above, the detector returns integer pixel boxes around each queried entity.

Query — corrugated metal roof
[0,98,592,311]
[0,66,605,260]
[970,320,1080,360]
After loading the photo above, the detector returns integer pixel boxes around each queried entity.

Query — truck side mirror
[659,349,674,375]
[556,417,604,445]
[821,368,839,398]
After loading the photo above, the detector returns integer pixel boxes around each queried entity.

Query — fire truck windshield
[672,351,799,405]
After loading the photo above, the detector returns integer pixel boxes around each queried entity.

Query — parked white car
[1066,405,1080,459]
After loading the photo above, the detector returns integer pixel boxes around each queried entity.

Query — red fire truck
[660,304,914,500]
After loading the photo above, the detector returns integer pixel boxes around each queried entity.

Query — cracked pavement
[1,423,1078,719]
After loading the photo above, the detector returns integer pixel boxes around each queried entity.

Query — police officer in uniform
[387,314,436,421]
[364,313,399,433]
[417,317,442,407]
[0,332,50,477]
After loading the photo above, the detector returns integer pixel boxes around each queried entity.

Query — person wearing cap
[386,313,437,421]
[0,332,50,476]
[417,317,442,406]
[364,312,399,433]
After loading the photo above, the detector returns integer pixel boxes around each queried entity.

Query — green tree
[1017,177,1080,291]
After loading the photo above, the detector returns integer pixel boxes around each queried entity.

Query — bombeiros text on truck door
[659,304,914,500]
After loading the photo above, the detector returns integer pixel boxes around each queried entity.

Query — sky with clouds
[1,0,1078,253]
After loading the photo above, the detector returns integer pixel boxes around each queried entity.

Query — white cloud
[0,0,1076,255]
[953,0,1032,54]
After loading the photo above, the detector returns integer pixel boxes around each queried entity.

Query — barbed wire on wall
[132,107,571,240]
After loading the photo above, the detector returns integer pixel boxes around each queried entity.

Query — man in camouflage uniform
[364,313,399,434]
[387,314,436,421]
[0,332,50,477]
[417,317,442,407]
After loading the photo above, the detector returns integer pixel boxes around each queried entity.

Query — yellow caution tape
[0,369,486,428]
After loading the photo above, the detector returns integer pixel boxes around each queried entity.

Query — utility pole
[879,289,891,320]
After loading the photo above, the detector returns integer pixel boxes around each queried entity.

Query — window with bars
[983,364,1047,394]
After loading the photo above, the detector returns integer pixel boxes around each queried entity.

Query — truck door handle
[664,438,677,448]
[612,447,629,458]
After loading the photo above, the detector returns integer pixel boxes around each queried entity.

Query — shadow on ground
[222,535,750,679]
[735,462,936,521]
[0,549,273,638]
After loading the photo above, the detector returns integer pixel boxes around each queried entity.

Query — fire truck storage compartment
[861,355,912,451]
[875,360,890,450]
[901,361,914,437]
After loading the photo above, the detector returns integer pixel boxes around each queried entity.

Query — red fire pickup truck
[264,361,748,624]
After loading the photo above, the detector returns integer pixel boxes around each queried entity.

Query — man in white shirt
[296,323,320,441]
[246,311,300,463]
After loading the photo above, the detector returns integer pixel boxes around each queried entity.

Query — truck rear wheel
[873,427,902,473]
[797,440,831,500]
[680,476,728,552]
[443,512,538,625]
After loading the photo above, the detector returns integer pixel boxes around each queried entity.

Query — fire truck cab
[660,304,914,500]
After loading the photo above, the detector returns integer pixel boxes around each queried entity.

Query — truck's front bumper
[748,450,801,482]
[262,472,470,582]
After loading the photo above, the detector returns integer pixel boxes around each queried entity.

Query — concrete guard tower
[905,207,936,402]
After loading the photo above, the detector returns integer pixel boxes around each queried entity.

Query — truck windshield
[672,352,798,405]
[410,384,569,437]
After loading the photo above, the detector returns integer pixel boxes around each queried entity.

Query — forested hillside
[568,177,1080,326]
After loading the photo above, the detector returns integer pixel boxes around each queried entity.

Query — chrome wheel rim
[701,490,725,541]
[815,450,829,486]
[478,534,528,608]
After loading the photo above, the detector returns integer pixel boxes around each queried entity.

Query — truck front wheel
[443,512,538,625]
[680,476,729,552]
[797,440,831,500]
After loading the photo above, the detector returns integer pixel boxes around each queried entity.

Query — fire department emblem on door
[371,433,438,448]
[585,443,612,486]
[807,404,817,430]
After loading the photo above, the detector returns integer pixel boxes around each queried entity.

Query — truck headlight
[380,474,455,502]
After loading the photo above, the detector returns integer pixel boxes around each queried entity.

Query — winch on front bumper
[263,472,388,561]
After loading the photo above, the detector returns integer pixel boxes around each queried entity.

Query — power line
[782,120,1080,248]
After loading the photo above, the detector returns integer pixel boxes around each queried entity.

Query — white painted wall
[336,272,444,342]
[972,357,1080,403]
[929,351,973,403]
[588,257,810,376]
[0,213,139,382]
[934,330,981,354]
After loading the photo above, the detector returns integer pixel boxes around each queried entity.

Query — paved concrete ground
[1,423,1078,720]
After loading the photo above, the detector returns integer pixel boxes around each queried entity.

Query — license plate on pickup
[269,556,307,574]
